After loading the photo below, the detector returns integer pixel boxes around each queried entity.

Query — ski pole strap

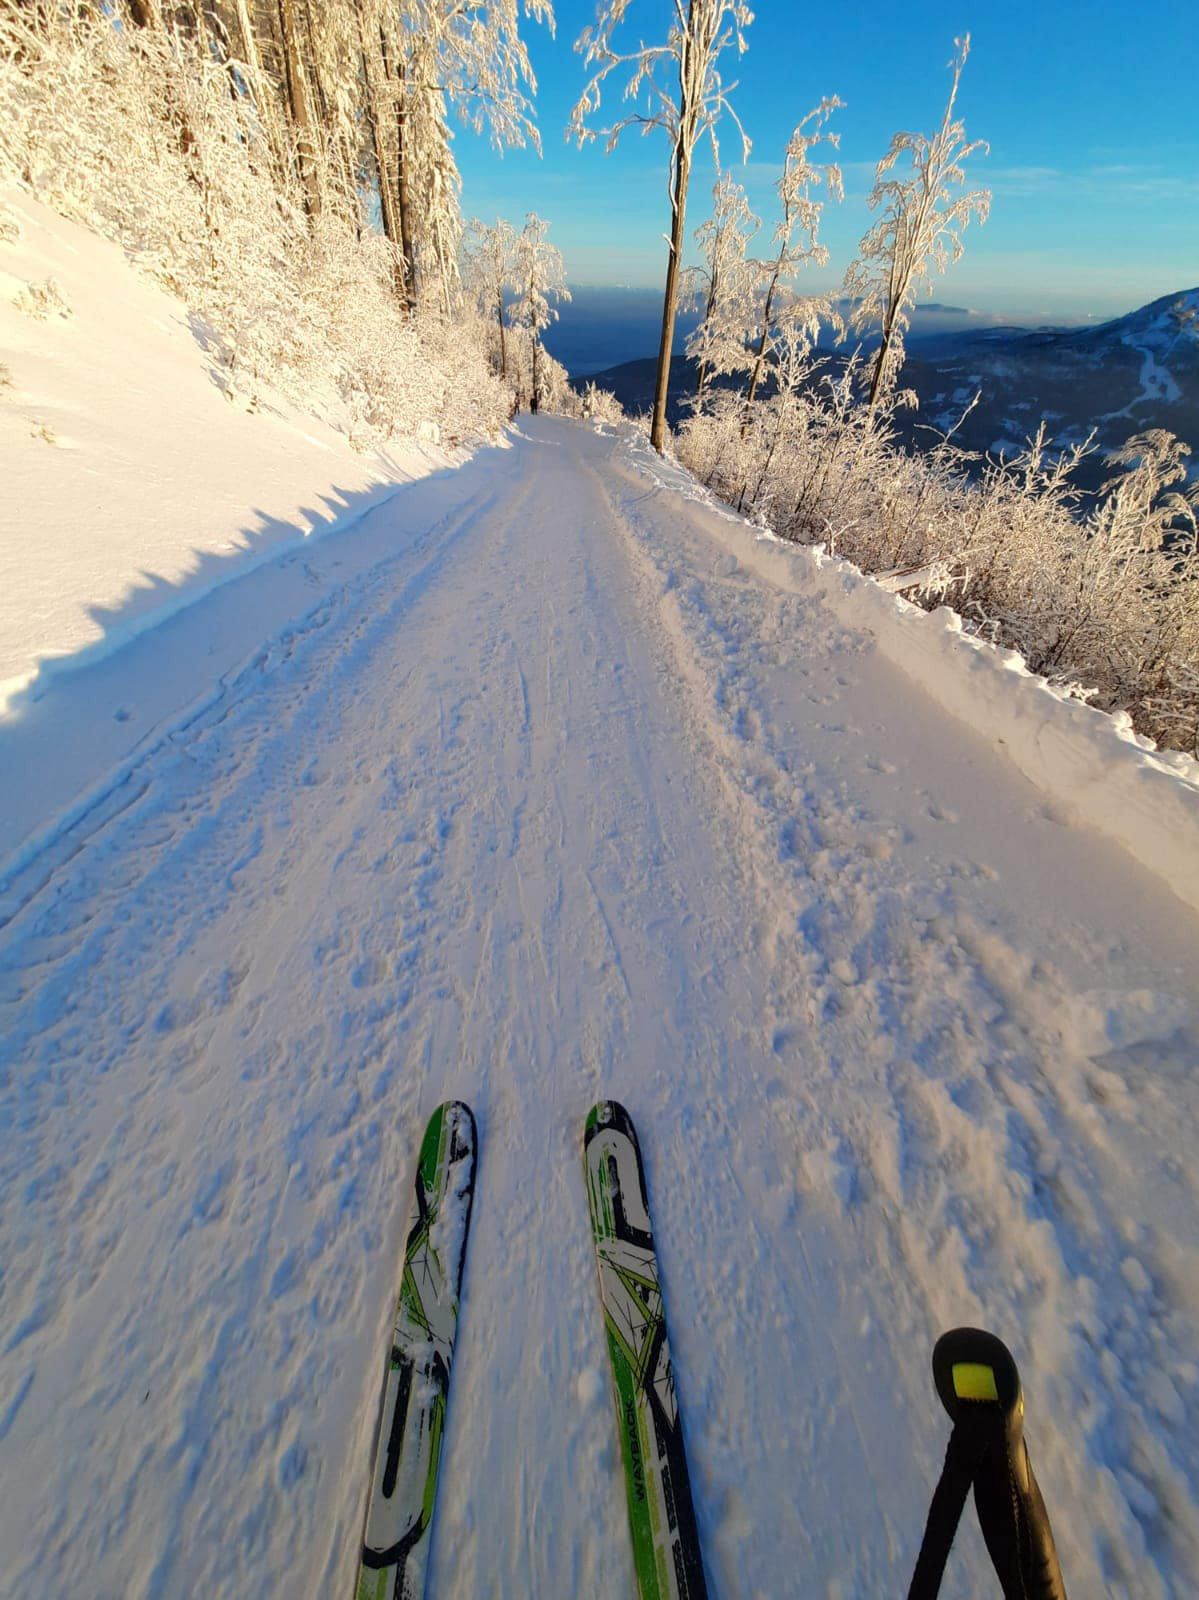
[906,1329,1068,1600]
[906,1421,990,1599]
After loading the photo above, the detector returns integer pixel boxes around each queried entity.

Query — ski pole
[906,1327,1067,1600]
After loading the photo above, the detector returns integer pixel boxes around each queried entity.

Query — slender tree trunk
[752,400,789,510]
[530,275,540,411]
[868,253,914,405]
[743,270,780,424]
[275,0,321,217]
[396,79,415,305]
[651,134,691,453]
[380,27,415,309]
[695,276,718,408]
[233,0,264,85]
[359,14,403,294]
[232,0,286,178]
[868,313,895,406]
[497,291,508,380]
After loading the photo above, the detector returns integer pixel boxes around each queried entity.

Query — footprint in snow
[351,955,391,990]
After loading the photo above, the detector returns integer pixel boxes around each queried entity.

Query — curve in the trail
[1,416,1197,1600]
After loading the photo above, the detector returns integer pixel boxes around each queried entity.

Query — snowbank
[0,188,461,712]
[625,430,1199,915]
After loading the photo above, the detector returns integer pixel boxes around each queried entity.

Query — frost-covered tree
[845,37,989,406]
[685,173,759,410]
[463,216,517,378]
[570,0,752,454]
[0,2,521,445]
[583,380,624,421]
[742,98,842,414]
[382,0,555,308]
[512,212,569,412]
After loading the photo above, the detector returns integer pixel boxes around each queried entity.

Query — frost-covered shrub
[0,6,515,447]
[678,365,1199,754]
[583,382,624,422]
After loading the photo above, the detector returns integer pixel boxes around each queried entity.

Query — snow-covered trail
[2,417,1198,1599]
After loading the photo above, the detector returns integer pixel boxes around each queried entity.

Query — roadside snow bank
[623,429,1199,914]
[0,188,463,711]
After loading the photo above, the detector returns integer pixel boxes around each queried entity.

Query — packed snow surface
[2,418,1199,1599]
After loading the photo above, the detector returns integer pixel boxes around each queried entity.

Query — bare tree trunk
[694,275,717,408]
[232,0,264,83]
[868,251,913,405]
[530,275,540,411]
[743,270,780,422]
[275,0,321,218]
[651,132,690,453]
[379,26,415,309]
[497,291,508,380]
[231,0,287,178]
[395,68,416,305]
[868,308,897,405]
[359,13,403,294]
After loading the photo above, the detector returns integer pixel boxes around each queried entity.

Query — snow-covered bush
[583,382,624,422]
[0,5,513,447]
[678,366,1199,754]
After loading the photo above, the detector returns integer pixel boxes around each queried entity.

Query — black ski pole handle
[932,1329,1068,1600]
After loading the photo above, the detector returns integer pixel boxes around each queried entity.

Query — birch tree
[686,173,759,410]
[570,0,752,454]
[742,98,842,415]
[845,36,989,406]
[512,211,569,412]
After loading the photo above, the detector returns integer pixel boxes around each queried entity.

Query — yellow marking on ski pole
[952,1362,999,1402]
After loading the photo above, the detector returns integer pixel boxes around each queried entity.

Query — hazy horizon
[539,281,1192,377]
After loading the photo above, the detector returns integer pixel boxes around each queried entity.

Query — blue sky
[456,0,1199,322]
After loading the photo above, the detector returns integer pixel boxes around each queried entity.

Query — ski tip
[583,1099,636,1142]
[420,1101,477,1176]
[437,1098,476,1133]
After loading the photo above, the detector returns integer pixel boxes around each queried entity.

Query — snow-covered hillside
[2,405,1199,1598]
[915,287,1199,471]
[0,189,461,718]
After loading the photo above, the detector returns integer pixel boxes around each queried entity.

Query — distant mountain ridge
[545,287,1029,376]
[581,288,1199,491]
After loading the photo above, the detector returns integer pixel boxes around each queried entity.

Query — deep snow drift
[2,416,1198,1599]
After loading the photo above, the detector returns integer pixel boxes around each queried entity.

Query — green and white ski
[355,1100,477,1600]
[583,1100,709,1600]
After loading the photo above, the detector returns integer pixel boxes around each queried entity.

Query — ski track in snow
[1,417,1198,1599]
